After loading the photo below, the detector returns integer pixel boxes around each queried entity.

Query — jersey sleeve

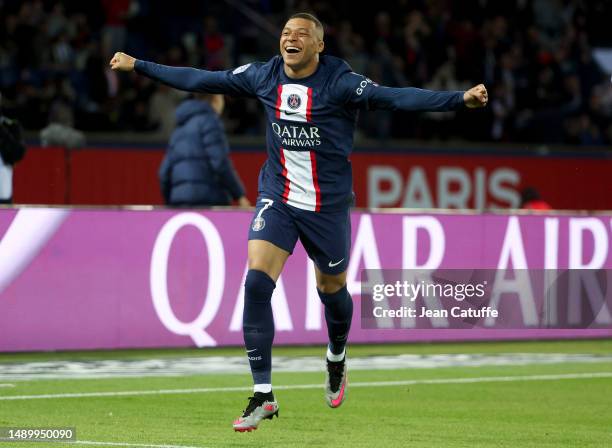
[334,69,465,112]
[134,60,261,97]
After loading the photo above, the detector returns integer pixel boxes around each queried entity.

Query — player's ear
[317,39,324,54]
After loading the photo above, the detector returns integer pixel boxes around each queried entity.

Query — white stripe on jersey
[281,149,319,211]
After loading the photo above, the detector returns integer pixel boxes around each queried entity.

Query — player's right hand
[109,52,136,71]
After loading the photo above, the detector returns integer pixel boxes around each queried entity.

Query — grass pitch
[0,340,611,447]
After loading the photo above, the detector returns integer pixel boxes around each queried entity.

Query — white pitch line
[0,384,15,388]
[1,372,611,401]
[76,441,206,448]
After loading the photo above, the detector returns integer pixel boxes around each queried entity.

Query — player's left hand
[109,52,136,72]
[463,84,488,108]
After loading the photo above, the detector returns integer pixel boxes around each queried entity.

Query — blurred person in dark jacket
[0,93,27,204]
[159,93,250,207]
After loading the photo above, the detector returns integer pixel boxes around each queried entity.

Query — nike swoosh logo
[284,111,301,115]
[328,258,345,268]
[246,349,257,353]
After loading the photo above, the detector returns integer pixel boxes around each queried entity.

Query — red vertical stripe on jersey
[309,151,321,212]
[275,85,283,119]
[306,87,313,122]
[280,147,290,202]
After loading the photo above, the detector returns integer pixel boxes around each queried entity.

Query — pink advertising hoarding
[0,207,611,352]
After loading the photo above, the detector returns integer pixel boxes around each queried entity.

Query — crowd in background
[1,0,611,145]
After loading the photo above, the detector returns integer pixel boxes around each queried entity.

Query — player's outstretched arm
[340,70,488,112]
[376,84,490,112]
[109,52,256,96]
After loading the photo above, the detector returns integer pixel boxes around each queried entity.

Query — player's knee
[316,268,347,295]
[317,280,347,297]
[244,269,276,304]
[247,258,276,278]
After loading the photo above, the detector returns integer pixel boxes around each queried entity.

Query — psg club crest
[252,217,265,231]
[287,94,301,110]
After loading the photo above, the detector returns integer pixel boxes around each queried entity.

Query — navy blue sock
[243,269,276,385]
[318,285,353,355]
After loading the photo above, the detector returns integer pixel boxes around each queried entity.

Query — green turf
[1,338,612,363]
[0,340,611,447]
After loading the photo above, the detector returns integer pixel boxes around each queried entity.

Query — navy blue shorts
[248,197,351,275]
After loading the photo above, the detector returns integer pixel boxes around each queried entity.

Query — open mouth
[285,46,301,54]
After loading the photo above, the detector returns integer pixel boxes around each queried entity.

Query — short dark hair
[288,12,324,39]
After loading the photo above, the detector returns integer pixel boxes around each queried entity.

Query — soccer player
[110,12,487,432]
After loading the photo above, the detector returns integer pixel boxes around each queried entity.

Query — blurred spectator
[200,16,230,71]
[39,76,86,148]
[520,187,552,211]
[39,101,86,149]
[0,0,611,144]
[336,20,368,74]
[490,82,513,140]
[159,94,250,207]
[101,0,132,57]
[39,122,86,149]
[148,84,184,138]
[0,93,27,204]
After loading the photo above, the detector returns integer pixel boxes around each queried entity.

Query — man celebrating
[110,12,487,432]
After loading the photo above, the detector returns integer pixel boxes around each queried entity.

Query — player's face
[280,18,324,75]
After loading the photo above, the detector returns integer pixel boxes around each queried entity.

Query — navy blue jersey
[136,55,465,212]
